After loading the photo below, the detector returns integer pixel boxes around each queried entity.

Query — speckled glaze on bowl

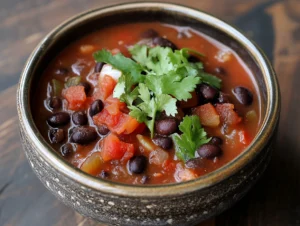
[17,2,280,226]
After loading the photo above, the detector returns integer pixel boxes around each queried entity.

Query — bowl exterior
[19,122,276,226]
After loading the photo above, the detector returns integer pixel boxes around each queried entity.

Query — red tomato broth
[32,22,261,185]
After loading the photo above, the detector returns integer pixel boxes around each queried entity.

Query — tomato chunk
[215,103,242,126]
[105,95,127,113]
[63,85,86,110]
[99,75,117,100]
[101,133,134,162]
[193,103,220,127]
[93,108,140,134]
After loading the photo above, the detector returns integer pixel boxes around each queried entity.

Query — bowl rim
[17,1,280,197]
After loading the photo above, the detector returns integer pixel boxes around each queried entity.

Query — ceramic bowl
[17,2,280,226]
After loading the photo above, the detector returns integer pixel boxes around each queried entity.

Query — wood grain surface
[1,0,300,225]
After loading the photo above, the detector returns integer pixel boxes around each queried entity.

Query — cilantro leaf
[93,49,144,84]
[145,72,201,101]
[173,116,211,162]
[200,72,222,89]
[128,83,177,137]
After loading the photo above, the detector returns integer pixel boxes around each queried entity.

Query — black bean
[129,155,147,174]
[47,112,70,127]
[214,67,226,75]
[48,96,62,110]
[55,68,69,75]
[153,37,177,50]
[99,170,109,179]
[210,136,223,145]
[218,92,230,103]
[185,158,204,168]
[89,100,104,117]
[198,84,218,101]
[49,128,65,143]
[233,86,253,106]
[141,175,149,184]
[70,126,98,145]
[79,81,91,94]
[197,144,222,159]
[72,112,88,126]
[141,29,159,38]
[60,143,74,157]
[152,136,173,150]
[97,125,110,135]
[94,62,105,73]
[155,118,178,136]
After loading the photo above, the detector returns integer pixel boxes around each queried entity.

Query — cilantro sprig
[93,44,221,138]
[128,83,177,137]
[173,116,211,162]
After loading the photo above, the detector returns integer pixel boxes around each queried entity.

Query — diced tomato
[215,103,242,126]
[193,103,220,127]
[99,75,117,100]
[63,85,86,110]
[80,152,102,175]
[114,115,140,134]
[105,95,126,111]
[179,91,199,109]
[94,108,120,127]
[101,133,134,162]
[105,102,121,115]
[93,108,141,134]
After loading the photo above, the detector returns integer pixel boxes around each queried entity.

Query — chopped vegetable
[101,133,134,162]
[174,163,197,182]
[172,116,210,162]
[81,152,103,175]
[93,108,141,135]
[63,86,87,110]
[245,110,257,122]
[51,79,64,96]
[193,103,220,127]
[149,149,169,165]
[136,134,158,152]
[215,103,242,126]
[99,75,117,100]
[99,64,122,81]
[65,76,81,87]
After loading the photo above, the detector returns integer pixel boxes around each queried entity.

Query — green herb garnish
[173,116,211,162]
[93,44,221,137]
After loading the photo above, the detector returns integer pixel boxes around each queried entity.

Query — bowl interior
[19,2,278,196]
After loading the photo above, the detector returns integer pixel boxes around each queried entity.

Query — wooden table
[1,0,300,225]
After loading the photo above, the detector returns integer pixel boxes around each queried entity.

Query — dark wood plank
[2,0,300,226]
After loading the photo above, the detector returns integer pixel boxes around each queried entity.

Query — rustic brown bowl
[17,2,280,226]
